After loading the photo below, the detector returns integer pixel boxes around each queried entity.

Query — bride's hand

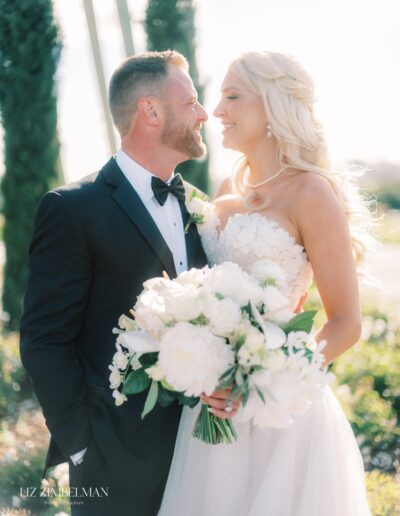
[200,388,241,419]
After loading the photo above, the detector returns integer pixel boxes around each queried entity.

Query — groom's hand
[200,388,241,420]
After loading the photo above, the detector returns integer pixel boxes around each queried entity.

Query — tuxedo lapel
[178,200,198,270]
[102,159,177,278]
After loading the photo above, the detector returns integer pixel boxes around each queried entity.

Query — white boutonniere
[184,189,213,234]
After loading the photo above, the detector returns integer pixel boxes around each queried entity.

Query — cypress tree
[0,0,61,330]
[145,0,209,193]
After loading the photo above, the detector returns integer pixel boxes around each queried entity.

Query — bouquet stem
[192,403,238,444]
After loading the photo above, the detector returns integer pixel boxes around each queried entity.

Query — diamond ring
[224,399,233,413]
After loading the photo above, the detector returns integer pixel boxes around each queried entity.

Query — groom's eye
[226,96,238,100]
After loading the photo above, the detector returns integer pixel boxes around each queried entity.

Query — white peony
[202,293,242,336]
[158,322,234,397]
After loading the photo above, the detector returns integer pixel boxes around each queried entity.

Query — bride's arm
[296,175,362,366]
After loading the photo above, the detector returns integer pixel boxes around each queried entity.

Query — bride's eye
[226,96,238,100]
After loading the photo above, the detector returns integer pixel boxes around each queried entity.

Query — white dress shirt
[116,149,188,274]
[70,150,188,466]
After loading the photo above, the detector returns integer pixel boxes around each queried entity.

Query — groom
[20,51,216,515]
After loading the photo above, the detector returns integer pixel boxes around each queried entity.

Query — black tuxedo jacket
[19,158,207,513]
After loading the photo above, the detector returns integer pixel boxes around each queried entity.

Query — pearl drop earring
[267,122,273,138]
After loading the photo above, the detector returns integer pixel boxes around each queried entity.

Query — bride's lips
[221,122,235,133]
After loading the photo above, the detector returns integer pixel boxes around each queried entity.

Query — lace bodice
[198,209,313,311]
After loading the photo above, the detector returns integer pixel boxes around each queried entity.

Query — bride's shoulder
[290,172,339,208]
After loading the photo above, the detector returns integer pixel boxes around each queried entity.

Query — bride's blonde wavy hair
[229,51,375,274]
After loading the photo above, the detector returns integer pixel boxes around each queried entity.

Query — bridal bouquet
[109,261,333,444]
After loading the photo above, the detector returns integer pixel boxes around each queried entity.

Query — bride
[159,51,372,515]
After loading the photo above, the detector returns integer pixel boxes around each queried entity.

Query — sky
[1,0,400,190]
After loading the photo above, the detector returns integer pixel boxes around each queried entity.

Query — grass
[376,210,400,244]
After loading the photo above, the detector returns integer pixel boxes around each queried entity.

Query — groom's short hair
[109,50,189,136]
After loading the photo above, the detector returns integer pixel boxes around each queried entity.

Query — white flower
[145,365,165,381]
[108,365,123,389]
[117,331,160,354]
[158,322,234,397]
[112,344,129,370]
[53,463,69,488]
[237,329,265,367]
[261,350,286,371]
[261,286,292,323]
[112,389,127,406]
[204,262,263,305]
[175,267,208,287]
[118,314,137,331]
[250,259,287,288]
[202,293,242,336]
[287,331,309,352]
[164,283,204,321]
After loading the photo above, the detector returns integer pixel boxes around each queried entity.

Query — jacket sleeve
[20,190,93,458]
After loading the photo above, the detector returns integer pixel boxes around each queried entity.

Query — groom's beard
[161,108,206,159]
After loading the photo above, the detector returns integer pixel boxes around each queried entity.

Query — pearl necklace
[244,165,288,189]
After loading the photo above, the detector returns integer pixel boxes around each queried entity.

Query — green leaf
[283,310,317,334]
[141,381,159,419]
[138,352,159,368]
[157,386,176,407]
[175,392,199,408]
[160,378,175,391]
[122,368,151,395]
[219,365,236,382]
[235,368,244,387]
[255,386,266,403]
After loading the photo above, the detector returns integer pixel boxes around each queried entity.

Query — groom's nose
[196,103,208,122]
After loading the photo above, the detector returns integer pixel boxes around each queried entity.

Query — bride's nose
[213,100,225,118]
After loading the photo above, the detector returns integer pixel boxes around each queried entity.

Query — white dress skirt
[159,212,371,516]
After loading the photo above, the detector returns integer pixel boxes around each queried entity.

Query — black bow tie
[151,174,186,206]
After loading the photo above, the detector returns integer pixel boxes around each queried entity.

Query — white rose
[250,259,287,288]
[202,294,242,336]
[175,267,208,287]
[158,322,234,397]
[134,307,168,336]
[205,262,263,306]
[117,314,137,332]
[186,195,209,216]
[164,284,204,321]
[145,365,165,381]
[112,389,127,406]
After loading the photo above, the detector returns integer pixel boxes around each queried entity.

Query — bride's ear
[136,96,163,127]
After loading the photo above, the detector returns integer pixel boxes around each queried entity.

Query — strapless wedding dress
[159,212,371,516]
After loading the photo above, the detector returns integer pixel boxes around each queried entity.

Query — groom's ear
[136,96,163,127]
